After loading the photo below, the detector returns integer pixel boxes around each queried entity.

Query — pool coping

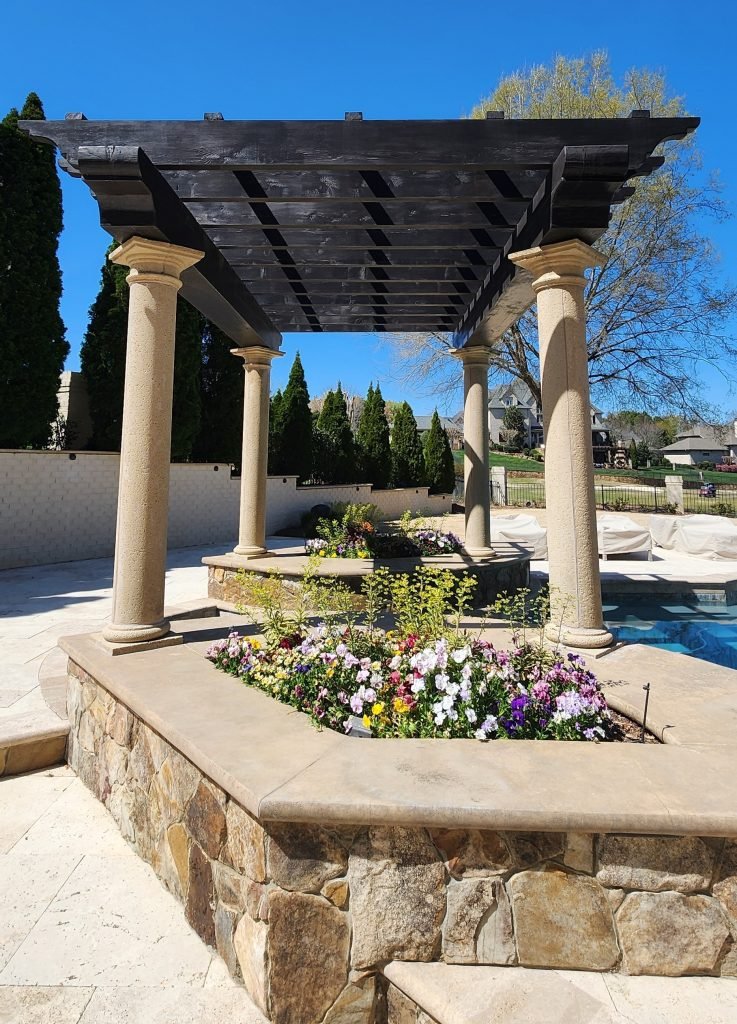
[60,617,737,837]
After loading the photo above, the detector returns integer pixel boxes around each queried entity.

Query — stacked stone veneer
[68,662,737,1024]
[208,555,529,609]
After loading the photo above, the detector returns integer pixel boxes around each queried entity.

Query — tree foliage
[193,320,243,464]
[423,411,456,494]
[81,250,205,460]
[314,384,356,484]
[356,382,392,487]
[0,93,68,447]
[274,352,313,482]
[501,405,527,452]
[390,402,426,487]
[387,53,736,419]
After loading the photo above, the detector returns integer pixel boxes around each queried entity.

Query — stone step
[0,706,68,778]
[383,962,737,1024]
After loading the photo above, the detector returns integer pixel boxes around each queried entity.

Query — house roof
[415,415,460,433]
[660,435,728,453]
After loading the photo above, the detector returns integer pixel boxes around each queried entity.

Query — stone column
[453,346,494,558]
[509,240,613,649]
[231,346,283,558]
[102,237,203,647]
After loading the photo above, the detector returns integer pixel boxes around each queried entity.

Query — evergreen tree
[268,389,284,473]
[423,411,456,494]
[0,93,68,447]
[390,402,426,487]
[317,383,355,483]
[356,383,391,488]
[194,320,243,464]
[82,249,203,459]
[278,352,313,482]
[501,405,527,452]
[80,256,128,450]
[628,439,639,469]
[170,299,202,461]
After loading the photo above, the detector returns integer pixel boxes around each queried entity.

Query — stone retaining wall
[67,662,737,1024]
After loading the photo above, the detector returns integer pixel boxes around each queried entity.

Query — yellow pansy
[393,697,410,714]
[372,702,385,716]
[362,714,371,729]
[251,639,261,650]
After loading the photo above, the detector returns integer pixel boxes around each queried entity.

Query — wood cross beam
[19,114,699,343]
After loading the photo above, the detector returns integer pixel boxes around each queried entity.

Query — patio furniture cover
[649,515,680,550]
[597,514,652,559]
[491,513,548,559]
[673,515,737,560]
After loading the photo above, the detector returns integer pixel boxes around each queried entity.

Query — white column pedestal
[231,346,283,558]
[510,240,613,649]
[102,237,204,648]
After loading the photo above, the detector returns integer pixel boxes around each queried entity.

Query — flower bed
[206,629,614,742]
[304,505,462,559]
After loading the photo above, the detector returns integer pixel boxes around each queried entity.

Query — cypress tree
[268,389,284,473]
[194,321,243,464]
[356,382,391,488]
[390,402,426,488]
[278,352,313,482]
[317,383,355,483]
[628,438,639,469]
[80,256,128,450]
[0,93,68,447]
[423,410,456,494]
[170,299,202,461]
[81,250,203,459]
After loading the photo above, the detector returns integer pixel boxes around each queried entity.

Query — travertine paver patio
[0,765,267,1023]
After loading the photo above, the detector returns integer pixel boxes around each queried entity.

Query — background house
[415,414,463,450]
[485,382,612,462]
[660,423,737,467]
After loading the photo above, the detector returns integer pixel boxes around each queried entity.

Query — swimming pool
[603,600,737,670]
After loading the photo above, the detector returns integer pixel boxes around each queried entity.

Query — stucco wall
[0,450,451,569]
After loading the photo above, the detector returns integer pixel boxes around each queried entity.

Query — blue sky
[3,0,736,416]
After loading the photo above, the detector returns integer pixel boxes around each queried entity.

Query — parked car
[699,483,717,498]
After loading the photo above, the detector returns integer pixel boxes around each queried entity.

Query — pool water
[603,600,737,670]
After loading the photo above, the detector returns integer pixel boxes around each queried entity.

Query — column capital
[109,236,204,285]
[450,344,493,367]
[508,239,604,293]
[230,345,284,370]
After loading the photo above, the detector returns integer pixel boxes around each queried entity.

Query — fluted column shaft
[453,346,494,557]
[103,237,203,645]
[232,346,283,557]
[509,240,613,649]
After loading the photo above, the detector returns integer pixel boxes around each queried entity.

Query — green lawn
[452,450,734,484]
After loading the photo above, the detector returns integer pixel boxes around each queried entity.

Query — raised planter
[204,547,530,609]
[60,621,737,1024]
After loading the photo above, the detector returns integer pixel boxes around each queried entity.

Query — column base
[544,622,614,650]
[232,544,269,559]
[463,546,497,560]
[95,628,183,657]
[102,619,172,644]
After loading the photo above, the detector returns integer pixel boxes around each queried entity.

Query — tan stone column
[102,237,203,646]
[231,346,283,558]
[452,346,494,558]
[509,239,613,649]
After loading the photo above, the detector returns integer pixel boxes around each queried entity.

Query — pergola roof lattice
[21,113,699,349]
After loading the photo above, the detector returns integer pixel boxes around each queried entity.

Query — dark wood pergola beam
[162,168,548,203]
[187,200,523,229]
[208,227,513,249]
[21,117,698,172]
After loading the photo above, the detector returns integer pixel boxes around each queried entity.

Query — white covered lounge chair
[597,514,652,560]
[651,514,737,561]
[491,513,548,559]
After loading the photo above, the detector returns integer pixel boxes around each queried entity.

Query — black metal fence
[456,474,737,517]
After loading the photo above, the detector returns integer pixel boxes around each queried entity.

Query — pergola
[22,111,698,650]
